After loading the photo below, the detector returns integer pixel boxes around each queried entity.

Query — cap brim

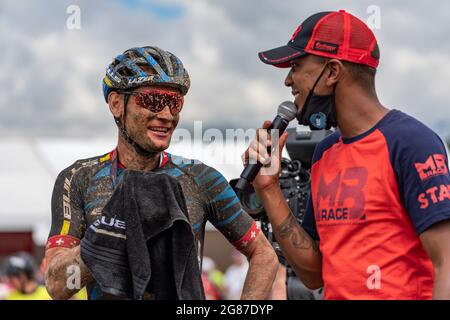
[258,44,307,68]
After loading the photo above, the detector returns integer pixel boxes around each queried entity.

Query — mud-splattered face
[123,85,182,152]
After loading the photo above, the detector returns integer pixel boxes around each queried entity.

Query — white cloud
[1,0,450,138]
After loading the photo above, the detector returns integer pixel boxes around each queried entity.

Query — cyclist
[3,252,51,300]
[44,46,277,300]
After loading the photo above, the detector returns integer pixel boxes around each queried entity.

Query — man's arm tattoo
[278,213,319,251]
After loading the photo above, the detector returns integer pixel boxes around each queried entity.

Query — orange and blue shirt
[302,109,450,299]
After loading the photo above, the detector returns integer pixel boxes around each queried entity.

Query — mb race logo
[414,154,448,181]
[315,167,368,223]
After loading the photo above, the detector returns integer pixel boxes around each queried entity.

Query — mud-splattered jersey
[301,110,450,299]
[47,149,258,299]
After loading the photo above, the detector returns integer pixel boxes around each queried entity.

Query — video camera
[230,127,332,299]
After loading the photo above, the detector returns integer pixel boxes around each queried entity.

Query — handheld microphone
[235,101,297,191]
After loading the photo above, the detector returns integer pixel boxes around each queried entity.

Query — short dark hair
[311,55,376,89]
[343,61,376,89]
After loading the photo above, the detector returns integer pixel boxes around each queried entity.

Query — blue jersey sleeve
[195,164,254,243]
[381,112,450,234]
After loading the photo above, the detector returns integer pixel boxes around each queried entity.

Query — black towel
[80,170,205,300]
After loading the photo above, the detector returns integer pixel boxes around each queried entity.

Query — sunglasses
[125,89,184,115]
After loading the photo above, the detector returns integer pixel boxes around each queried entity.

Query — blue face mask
[296,64,337,130]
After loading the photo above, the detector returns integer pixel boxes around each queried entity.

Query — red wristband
[46,235,80,250]
[233,221,260,250]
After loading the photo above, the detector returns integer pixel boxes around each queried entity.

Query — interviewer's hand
[241,120,289,192]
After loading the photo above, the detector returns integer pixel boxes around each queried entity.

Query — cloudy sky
[1,0,450,138]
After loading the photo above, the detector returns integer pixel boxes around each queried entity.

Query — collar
[108,148,169,169]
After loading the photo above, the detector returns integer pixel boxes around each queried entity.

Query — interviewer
[243,10,450,300]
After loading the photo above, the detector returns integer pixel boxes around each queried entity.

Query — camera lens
[245,192,262,211]
[241,187,265,218]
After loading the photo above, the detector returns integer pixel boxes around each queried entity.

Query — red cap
[259,10,380,69]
